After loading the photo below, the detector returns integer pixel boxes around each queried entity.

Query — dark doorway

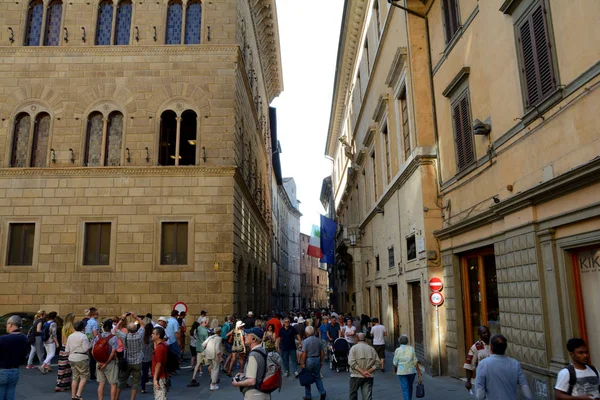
[410,281,425,362]
[390,284,400,348]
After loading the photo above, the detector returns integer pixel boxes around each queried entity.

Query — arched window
[114,0,132,45]
[10,113,32,167]
[30,113,51,167]
[44,0,63,46]
[158,110,177,165]
[184,1,202,45]
[24,0,44,46]
[179,110,197,165]
[105,111,123,166]
[96,0,114,45]
[165,1,183,45]
[84,112,104,166]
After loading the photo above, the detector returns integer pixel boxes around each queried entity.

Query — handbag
[298,369,316,386]
[416,381,425,398]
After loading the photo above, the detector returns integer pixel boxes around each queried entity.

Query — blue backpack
[41,321,52,342]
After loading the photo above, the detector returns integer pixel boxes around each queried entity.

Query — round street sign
[173,302,188,314]
[430,292,444,306]
[429,277,443,292]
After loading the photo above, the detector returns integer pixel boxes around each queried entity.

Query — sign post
[429,281,444,377]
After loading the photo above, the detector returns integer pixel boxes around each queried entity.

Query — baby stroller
[329,337,350,373]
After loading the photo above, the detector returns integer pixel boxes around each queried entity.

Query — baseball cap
[158,316,168,323]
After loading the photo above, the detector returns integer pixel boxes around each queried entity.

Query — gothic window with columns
[114,0,133,45]
[184,0,202,44]
[165,0,183,45]
[44,0,63,46]
[10,110,51,168]
[84,110,124,167]
[24,0,44,46]
[158,109,197,166]
[96,1,114,45]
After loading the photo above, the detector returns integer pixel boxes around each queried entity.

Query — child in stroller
[329,337,350,372]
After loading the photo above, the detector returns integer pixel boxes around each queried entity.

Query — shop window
[83,223,111,265]
[7,223,35,266]
[462,250,500,348]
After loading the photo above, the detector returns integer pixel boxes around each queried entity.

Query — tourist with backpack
[152,327,169,400]
[40,311,59,375]
[93,319,119,400]
[555,338,600,399]
[26,309,46,370]
[232,332,282,399]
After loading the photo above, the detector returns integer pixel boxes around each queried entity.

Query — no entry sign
[429,277,443,292]
[430,292,444,306]
[173,302,188,314]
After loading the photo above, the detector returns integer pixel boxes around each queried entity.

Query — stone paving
[16,352,470,400]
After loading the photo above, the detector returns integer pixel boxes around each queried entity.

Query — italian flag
[307,224,323,259]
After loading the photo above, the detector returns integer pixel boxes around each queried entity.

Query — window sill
[521,89,563,127]
[453,161,478,182]
[78,264,114,272]
[2,265,37,272]
[155,263,194,272]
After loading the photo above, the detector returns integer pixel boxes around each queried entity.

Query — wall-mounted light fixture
[81,27,86,43]
[207,26,211,41]
[126,148,131,163]
[135,26,139,42]
[153,26,157,42]
[145,147,150,164]
[202,147,207,162]
[8,27,14,43]
[213,261,219,271]
[69,148,75,164]
[473,118,492,136]
[63,27,69,43]
[50,148,56,164]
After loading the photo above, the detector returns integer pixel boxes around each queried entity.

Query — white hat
[158,316,168,323]
[294,316,298,321]
[248,311,254,316]
[297,317,305,324]
[236,321,245,329]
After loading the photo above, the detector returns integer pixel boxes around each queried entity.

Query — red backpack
[251,347,283,393]
[92,334,115,363]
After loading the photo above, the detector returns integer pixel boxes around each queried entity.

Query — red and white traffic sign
[429,277,443,292]
[430,292,444,306]
[173,302,188,314]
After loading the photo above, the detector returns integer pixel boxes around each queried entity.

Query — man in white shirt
[66,320,90,400]
[555,338,600,399]
[369,318,387,372]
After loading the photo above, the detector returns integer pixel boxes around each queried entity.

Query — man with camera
[231,333,269,399]
[114,312,145,400]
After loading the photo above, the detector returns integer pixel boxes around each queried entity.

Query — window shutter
[453,93,474,171]
[518,1,555,108]
[442,0,453,42]
[442,0,460,43]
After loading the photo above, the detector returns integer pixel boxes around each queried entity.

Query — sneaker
[320,394,327,400]
[187,380,200,387]
[26,365,36,370]
[284,372,290,377]
[210,384,219,391]
[39,366,47,375]
[294,371,300,378]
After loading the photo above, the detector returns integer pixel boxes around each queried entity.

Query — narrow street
[16,352,468,400]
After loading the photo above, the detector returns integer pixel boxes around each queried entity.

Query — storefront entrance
[461,248,500,348]
[573,246,600,363]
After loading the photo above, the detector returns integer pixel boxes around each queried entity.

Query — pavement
[16,352,470,399]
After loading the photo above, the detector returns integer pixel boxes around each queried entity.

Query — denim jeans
[0,369,20,400]
[169,342,181,360]
[349,377,373,400]
[281,349,298,375]
[398,373,416,400]
[303,358,326,399]
[140,361,151,390]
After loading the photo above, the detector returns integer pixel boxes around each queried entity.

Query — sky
[272,0,345,235]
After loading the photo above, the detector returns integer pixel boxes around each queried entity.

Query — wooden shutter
[518,1,555,108]
[453,92,475,171]
[442,0,460,43]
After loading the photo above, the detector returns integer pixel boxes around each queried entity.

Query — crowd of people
[0,307,598,400]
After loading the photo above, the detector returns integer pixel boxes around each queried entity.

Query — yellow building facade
[426,0,600,391]
[0,0,282,321]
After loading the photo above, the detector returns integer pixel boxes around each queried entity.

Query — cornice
[325,0,369,157]
[0,44,240,55]
[0,165,237,177]
[248,0,284,103]
[435,157,600,240]
[372,94,389,123]
[385,47,408,88]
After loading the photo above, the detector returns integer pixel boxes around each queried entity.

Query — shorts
[224,341,232,353]
[118,363,141,390]
[71,359,90,382]
[97,360,118,385]
[374,345,386,359]
[190,345,197,357]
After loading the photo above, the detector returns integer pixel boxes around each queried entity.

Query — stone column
[537,228,569,370]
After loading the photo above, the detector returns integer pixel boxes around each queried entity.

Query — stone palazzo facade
[0,0,283,321]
